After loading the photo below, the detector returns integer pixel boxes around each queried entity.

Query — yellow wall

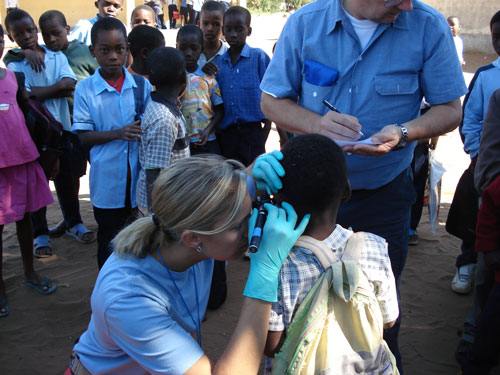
[0,0,144,28]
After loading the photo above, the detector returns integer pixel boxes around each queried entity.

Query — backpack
[14,71,64,179]
[271,233,399,375]
[131,73,147,121]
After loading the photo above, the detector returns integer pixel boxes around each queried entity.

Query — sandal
[33,235,54,258]
[0,299,9,318]
[48,219,66,237]
[66,223,96,244]
[23,277,57,295]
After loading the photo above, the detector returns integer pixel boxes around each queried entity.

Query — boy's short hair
[91,16,127,46]
[176,24,203,47]
[201,1,225,15]
[5,9,34,31]
[128,24,165,58]
[279,134,349,219]
[223,6,251,26]
[147,47,186,87]
[132,4,155,16]
[39,10,67,29]
[491,10,500,30]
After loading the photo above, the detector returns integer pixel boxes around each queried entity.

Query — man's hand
[202,62,219,76]
[316,111,362,141]
[117,120,142,142]
[343,124,402,156]
[24,50,45,73]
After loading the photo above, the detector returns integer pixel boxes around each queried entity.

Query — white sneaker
[451,264,476,294]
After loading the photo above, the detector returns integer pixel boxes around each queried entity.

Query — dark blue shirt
[216,44,270,129]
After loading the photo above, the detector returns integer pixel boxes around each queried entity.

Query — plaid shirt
[269,224,399,332]
[136,94,190,208]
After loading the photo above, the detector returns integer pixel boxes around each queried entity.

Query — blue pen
[322,99,364,136]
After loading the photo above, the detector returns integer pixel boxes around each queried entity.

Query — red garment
[104,73,125,93]
[475,175,500,283]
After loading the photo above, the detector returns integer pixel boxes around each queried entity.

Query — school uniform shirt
[216,44,270,129]
[69,15,99,46]
[197,42,228,68]
[7,46,77,131]
[74,252,214,374]
[136,93,190,209]
[462,57,500,159]
[260,0,467,190]
[180,65,223,142]
[72,67,153,209]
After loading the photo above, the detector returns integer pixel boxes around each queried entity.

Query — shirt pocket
[374,74,419,96]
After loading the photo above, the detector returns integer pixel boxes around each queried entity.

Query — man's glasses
[384,0,403,7]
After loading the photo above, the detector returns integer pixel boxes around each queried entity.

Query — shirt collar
[322,224,353,250]
[189,65,204,77]
[93,66,135,95]
[151,92,183,117]
[221,43,250,63]
[330,0,409,34]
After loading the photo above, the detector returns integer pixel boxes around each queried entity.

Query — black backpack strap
[13,71,27,111]
[131,74,146,121]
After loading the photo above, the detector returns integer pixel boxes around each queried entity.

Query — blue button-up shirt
[261,0,467,190]
[462,57,500,159]
[8,45,77,131]
[72,68,152,209]
[216,44,270,129]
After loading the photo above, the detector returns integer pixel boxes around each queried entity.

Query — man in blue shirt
[260,0,467,372]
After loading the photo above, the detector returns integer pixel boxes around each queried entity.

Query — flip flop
[23,277,57,295]
[0,299,9,318]
[66,223,96,244]
[49,219,66,237]
[33,235,54,258]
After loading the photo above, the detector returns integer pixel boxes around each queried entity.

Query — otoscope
[248,195,274,253]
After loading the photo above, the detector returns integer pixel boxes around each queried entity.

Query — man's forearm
[405,99,462,142]
[261,93,319,135]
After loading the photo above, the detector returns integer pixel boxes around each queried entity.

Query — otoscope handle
[248,206,268,253]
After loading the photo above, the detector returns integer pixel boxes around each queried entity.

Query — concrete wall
[0,0,144,29]
[423,0,498,53]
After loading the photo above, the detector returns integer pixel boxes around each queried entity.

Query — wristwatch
[393,124,408,150]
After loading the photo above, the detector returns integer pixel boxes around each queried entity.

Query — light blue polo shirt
[261,0,467,190]
[72,67,152,209]
[74,253,213,375]
[7,45,77,131]
[69,15,99,46]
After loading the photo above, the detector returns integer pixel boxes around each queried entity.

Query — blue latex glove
[244,202,310,302]
[252,151,285,195]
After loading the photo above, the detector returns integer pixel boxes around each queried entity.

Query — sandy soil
[1,13,500,375]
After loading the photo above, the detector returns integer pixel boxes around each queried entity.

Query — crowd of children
[1,1,500,374]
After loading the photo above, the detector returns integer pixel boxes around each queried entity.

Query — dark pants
[218,122,266,167]
[168,4,177,28]
[410,142,429,230]
[446,158,479,268]
[32,134,86,237]
[337,168,415,374]
[462,281,500,375]
[190,139,221,156]
[93,204,134,269]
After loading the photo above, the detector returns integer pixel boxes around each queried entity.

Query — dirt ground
[1,16,500,375]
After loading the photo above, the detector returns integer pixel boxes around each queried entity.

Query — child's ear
[140,47,149,60]
[7,31,14,43]
[247,26,252,36]
[89,45,96,58]
[94,1,99,10]
[342,181,352,203]
[65,25,70,35]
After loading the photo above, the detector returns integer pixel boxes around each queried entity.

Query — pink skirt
[0,160,53,225]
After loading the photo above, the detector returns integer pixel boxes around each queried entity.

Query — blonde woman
[68,155,309,375]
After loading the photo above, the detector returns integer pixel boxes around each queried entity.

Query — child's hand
[202,62,219,76]
[118,121,142,142]
[197,128,212,146]
[23,50,45,73]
